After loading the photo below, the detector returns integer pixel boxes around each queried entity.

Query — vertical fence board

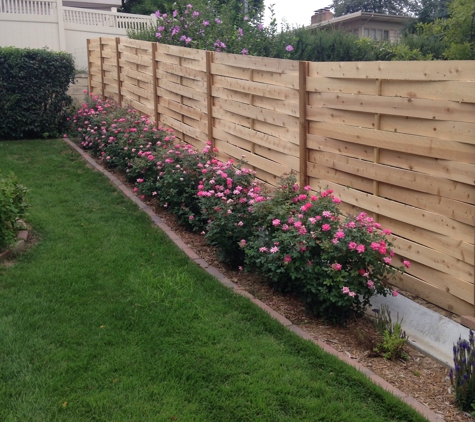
[299,61,308,188]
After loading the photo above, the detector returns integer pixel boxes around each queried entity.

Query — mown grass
[0,140,427,422]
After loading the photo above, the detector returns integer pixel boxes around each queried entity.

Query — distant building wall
[310,10,412,42]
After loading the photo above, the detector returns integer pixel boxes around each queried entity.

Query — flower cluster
[243,176,409,324]
[196,156,261,267]
[450,330,475,412]
[138,0,296,58]
[69,95,207,229]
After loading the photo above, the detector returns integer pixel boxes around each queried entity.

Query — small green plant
[372,305,408,360]
[0,173,29,249]
[449,330,475,412]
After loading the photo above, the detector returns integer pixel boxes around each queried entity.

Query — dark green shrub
[292,27,364,62]
[0,173,29,250]
[0,47,75,140]
[400,32,446,59]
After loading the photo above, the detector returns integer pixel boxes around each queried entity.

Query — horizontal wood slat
[309,92,475,124]
[308,121,475,164]
[308,60,475,81]
[308,150,474,203]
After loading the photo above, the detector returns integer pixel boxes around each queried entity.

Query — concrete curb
[370,294,470,368]
[64,138,445,422]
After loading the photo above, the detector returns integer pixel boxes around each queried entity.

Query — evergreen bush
[0,47,75,140]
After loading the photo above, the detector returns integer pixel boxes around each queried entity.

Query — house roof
[311,11,415,28]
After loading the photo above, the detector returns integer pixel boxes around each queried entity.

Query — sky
[263,0,332,27]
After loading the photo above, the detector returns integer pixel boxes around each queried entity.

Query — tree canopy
[415,0,475,58]
[330,0,417,17]
[416,0,449,22]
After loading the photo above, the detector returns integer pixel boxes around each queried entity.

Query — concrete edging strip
[64,137,445,422]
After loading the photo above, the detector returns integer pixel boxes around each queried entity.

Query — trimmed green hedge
[0,47,75,140]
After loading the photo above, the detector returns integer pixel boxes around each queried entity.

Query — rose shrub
[69,97,409,324]
[245,176,408,323]
[197,157,261,267]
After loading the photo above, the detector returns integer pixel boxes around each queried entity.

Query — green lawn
[0,140,427,422]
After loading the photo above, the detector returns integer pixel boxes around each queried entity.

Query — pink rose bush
[69,98,409,324]
[196,158,261,267]
[69,95,209,229]
[244,176,408,324]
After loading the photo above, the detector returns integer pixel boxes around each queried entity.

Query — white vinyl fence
[0,0,154,69]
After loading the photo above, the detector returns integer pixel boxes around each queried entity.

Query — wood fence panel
[111,38,154,118]
[307,60,475,316]
[210,53,301,178]
[87,38,475,317]
[154,43,208,151]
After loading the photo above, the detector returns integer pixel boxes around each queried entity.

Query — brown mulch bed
[88,155,473,422]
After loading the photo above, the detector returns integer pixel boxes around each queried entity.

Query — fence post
[299,61,308,188]
[87,39,92,95]
[151,42,159,128]
[115,37,122,106]
[373,78,383,222]
[206,51,214,150]
[99,37,105,99]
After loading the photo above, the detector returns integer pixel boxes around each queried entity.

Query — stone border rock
[0,221,29,261]
[64,137,444,422]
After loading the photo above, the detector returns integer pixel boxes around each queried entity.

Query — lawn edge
[63,137,443,422]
